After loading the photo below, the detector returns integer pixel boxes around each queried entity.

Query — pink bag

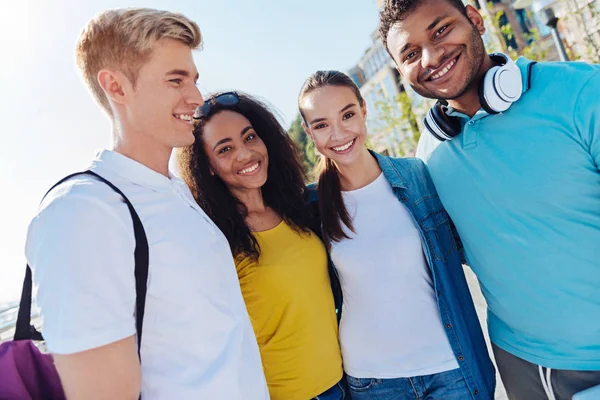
[0,300,66,399]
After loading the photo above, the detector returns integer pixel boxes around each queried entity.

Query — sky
[0,0,380,303]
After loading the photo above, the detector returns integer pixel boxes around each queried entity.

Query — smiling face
[386,0,487,101]
[300,85,368,168]
[202,110,269,196]
[125,38,204,149]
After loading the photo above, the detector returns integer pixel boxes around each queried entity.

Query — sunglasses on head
[193,91,240,121]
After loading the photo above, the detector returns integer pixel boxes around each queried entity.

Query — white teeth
[333,139,354,152]
[238,163,259,175]
[432,59,456,80]
[175,114,193,122]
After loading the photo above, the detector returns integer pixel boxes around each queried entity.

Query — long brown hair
[298,70,366,247]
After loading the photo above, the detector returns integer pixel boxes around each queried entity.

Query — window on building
[377,83,386,103]
[366,91,376,116]
[383,75,397,100]
[372,49,383,74]
[364,62,373,80]
[515,9,534,45]
[377,46,388,69]
[531,10,552,37]
[372,55,380,74]
[369,58,377,78]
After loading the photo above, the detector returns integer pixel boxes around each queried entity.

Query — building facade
[549,0,600,62]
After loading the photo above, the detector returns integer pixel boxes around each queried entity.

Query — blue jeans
[347,368,471,400]
[312,377,349,400]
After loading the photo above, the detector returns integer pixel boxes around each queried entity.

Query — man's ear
[465,5,486,36]
[97,69,132,106]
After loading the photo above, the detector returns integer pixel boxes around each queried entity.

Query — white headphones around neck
[423,53,525,142]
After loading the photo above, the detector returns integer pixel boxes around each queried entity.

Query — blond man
[25,8,269,399]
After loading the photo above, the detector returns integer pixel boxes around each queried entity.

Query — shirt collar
[90,149,177,193]
[446,107,486,122]
[516,56,537,93]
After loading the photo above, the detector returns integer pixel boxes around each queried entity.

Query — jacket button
[474,390,479,395]
[401,196,407,201]
[458,355,465,361]
[445,324,451,329]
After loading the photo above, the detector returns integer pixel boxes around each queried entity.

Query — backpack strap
[14,171,149,360]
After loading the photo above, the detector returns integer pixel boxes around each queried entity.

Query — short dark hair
[177,92,310,260]
[379,0,469,52]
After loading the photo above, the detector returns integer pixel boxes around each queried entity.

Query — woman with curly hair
[177,91,346,400]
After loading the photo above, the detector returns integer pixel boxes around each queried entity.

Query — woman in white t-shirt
[297,70,496,400]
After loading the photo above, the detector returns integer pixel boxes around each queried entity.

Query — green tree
[287,114,317,182]
[398,91,421,142]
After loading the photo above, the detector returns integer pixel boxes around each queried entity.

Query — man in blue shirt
[379,0,600,399]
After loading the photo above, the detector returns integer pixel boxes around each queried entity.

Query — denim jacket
[307,151,496,400]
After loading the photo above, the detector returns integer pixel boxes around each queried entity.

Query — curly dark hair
[379,0,468,52]
[177,91,311,260]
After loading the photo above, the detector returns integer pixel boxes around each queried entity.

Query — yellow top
[235,220,342,400]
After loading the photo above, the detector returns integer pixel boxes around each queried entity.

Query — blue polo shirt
[418,57,600,370]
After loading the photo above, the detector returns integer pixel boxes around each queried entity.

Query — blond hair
[76,8,202,116]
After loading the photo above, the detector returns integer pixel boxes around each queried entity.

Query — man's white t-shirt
[330,173,458,379]
[25,150,269,399]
